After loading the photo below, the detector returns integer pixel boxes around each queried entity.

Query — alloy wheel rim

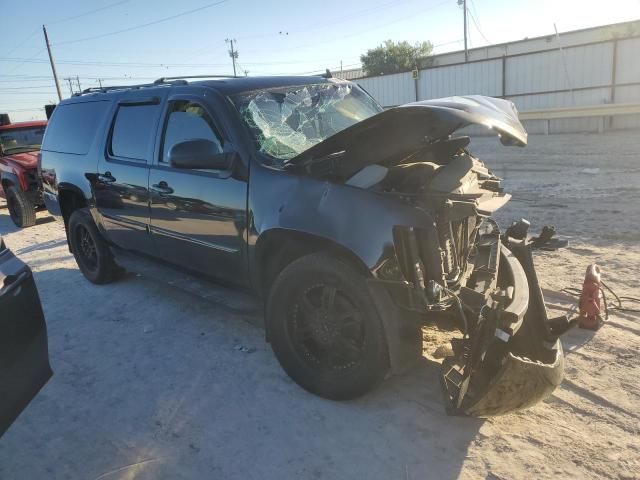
[289,283,366,371]
[76,225,98,271]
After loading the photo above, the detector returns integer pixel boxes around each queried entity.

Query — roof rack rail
[154,75,239,84]
[73,75,238,96]
[75,84,146,96]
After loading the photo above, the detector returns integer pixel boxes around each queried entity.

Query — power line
[0,2,125,73]
[0,56,230,67]
[236,0,426,42]
[467,0,490,44]
[0,90,59,95]
[0,85,62,90]
[1,48,47,76]
[48,0,130,26]
[0,55,373,69]
[243,0,450,55]
[2,27,40,58]
[53,0,231,46]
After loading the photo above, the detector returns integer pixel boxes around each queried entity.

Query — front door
[94,92,164,254]
[149,96,248,285]
[0,236,52,437]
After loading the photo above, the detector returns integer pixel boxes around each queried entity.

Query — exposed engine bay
[344,136,566,416]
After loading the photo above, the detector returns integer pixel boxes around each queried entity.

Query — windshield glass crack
[234,83,382,165]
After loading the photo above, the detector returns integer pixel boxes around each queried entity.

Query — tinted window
[161,101,223,163]
[111,104,160,161]
[0,126,45,154]
[42,101,110,155]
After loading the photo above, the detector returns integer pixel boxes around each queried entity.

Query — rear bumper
[370,234,565,416]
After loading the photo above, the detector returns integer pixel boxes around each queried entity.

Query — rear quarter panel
[39,98,115,218]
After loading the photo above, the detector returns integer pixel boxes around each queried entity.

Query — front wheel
[68,208,120,284]
[6,186,36,228]
[266,252,389,400]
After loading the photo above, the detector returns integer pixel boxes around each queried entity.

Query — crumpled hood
[288,95,527,178]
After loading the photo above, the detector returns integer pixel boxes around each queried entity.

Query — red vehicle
[0,120,47,227]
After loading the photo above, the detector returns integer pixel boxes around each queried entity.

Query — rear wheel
[266,252,389,400]
[6,186,36,228]
[68,208,120,284]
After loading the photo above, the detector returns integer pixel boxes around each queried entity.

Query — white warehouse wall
[352,36,640,134]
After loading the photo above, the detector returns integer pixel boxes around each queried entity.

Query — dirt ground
[0,131,638,480]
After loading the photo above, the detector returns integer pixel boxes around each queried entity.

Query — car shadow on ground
[0,264,484,480]
[0,208,55,235]
[16,238,67,255]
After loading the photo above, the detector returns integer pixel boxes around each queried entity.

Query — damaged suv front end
[235,82,564,416]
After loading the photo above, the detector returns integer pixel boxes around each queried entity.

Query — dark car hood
[288,95,527,178]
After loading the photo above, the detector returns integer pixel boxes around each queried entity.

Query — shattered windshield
[232,82,382,165]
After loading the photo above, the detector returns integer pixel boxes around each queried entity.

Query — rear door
[94,91,166,254]
[0,236,52,437]
[148,92,248,285]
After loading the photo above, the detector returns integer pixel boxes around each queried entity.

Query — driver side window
[161,101,223,163]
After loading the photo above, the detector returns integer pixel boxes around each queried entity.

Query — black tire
[6,186,36,228]
[68,208,120,284]
[266,252,389,400]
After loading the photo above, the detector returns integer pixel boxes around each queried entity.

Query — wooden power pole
[226,38,238,77]
[42,25,62,101]
[459,0,468,62]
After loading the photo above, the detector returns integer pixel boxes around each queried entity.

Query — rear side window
[110,104,160,161]
[42,101,110,154]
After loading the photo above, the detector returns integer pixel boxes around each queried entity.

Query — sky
[2,0,639,121]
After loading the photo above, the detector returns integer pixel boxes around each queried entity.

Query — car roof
[189,75,335,95]
[0,120,47,130]
[61,75,341,104]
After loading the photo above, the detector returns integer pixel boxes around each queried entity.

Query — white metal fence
[354,36,640,134]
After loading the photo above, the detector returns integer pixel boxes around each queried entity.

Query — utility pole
[458,0,468,62]
[76,75,82,93]
[42,25,62,101]
[98,78,103,88]
[226,38,238,76]
[63,77,75,95]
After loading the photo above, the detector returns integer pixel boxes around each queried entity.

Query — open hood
[288,95,527,179]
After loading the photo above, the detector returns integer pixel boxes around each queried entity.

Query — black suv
[40,75,564,415]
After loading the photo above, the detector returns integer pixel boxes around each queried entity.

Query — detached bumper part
[461,342,564,416]
[441,240,565,417]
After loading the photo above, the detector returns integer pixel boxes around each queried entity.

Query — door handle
[151,181,174,195]
[97,171,116,183]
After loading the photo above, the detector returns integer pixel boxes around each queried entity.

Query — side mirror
[168,139,234,170]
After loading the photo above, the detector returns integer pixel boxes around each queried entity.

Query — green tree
[360,40,433,76]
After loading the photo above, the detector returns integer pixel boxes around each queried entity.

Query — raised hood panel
[288,95,527,178]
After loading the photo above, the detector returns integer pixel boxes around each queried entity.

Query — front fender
[248,163,436,275]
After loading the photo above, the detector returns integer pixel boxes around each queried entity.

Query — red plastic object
[578,264,603,331]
